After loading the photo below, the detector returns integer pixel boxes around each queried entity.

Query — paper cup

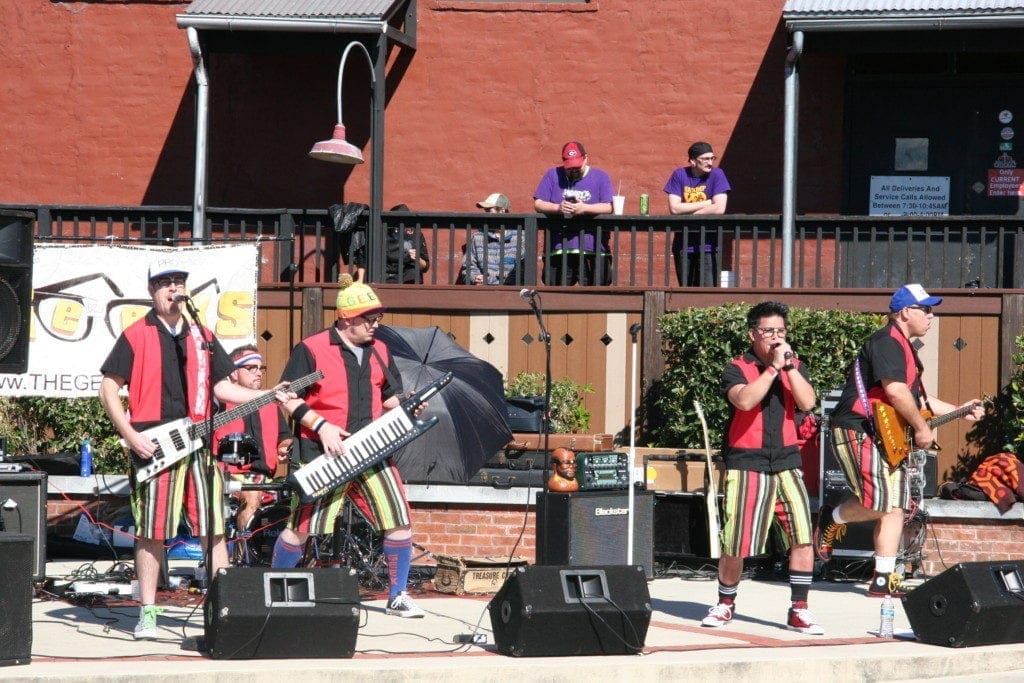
[612,195,625,215]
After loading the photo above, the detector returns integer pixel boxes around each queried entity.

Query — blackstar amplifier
[577,451,629,491]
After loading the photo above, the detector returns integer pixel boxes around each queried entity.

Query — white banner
[0,245,259,398]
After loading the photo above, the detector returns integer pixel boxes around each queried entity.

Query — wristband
[783,363,795,372]
[765,366,778,377]
[292,403,311,424]
[311,417,327,433]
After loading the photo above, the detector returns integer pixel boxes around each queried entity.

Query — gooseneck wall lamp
[309,41,376,164]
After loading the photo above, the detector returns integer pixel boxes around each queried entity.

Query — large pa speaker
[536,490,653,578]
[903,561,1024,647]
[204,567,360,659]
[0,472,47,581]
[0,534,34,666]
[489,564,651,656]
[0,210,34,375]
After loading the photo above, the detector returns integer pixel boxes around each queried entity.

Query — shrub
[646,303,885,449]
[0,397,129,474]
[505,372,594,434]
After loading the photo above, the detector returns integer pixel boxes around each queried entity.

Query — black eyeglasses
[907,305,933,315]
[361,313,385,324]
[239,365,267,372]
[754,326,787,338]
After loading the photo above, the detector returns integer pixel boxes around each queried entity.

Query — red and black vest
[298,329,390,441]
[722,354,803,472]
[122,315,209,426]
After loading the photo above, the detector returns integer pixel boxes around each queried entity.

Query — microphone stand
[524,292,553,491]
[181,295,216,590]
[626,322,642,566]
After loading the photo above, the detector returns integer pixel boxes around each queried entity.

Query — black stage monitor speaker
[204,567,360,659]
[536,490,654,578]
[0,210,34,375]
[489,564,651,657]
[0,472,47,582]
[0,534,34,666]
[903,561,1024,647]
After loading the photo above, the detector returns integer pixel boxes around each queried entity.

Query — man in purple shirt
[533,141,614,285]
[664,141,732,286]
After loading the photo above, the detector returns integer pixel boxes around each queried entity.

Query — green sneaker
[133,605,164,640]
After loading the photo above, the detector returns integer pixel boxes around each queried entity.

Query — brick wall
[410,503,536,565]
[921,517,1024,577]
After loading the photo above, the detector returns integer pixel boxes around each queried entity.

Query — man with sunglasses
[212,345,292,534]
[99,259,278,640]
[816,284,986,597]
[701,301,824,635]
[268,274,425,618]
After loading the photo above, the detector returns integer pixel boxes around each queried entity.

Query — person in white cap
[815,284,986,597]
[99,259,281,640]
[464,193,524,285]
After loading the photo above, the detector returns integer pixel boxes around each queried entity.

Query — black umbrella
[374,325,513,483]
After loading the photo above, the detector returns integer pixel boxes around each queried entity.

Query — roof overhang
[783,1,1024,32]
[177,0,415,48]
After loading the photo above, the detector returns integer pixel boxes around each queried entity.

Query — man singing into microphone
[99,257,274,640]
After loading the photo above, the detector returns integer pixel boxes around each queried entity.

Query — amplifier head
[577,452,629,491]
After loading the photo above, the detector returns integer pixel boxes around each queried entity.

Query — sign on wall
[0,245,258,398]
[869,176,950,216]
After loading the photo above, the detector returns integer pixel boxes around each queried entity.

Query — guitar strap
[853,359,874,428]
[186,322,209,422]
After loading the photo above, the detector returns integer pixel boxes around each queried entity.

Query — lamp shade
[309,124,364,164]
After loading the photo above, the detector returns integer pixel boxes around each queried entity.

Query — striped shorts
[131,452,226,541]
[829,426,909,512]
[287,457,411,536]
[720,468,813,558]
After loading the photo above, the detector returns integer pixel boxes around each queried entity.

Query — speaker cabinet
[903,561,1024,647]
[489,564,651,657]
[204,567,360,659]
[652,493,711,559]
[0,534,33,666]
[0,210,34,375]
[536,490,653,578]
[0,472,47,581]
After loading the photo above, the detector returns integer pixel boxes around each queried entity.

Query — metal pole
[782,30,804,288]
[186,28,209,242]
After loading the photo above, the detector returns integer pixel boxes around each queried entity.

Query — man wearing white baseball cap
[815,284,987,597]
[465,193,524,285]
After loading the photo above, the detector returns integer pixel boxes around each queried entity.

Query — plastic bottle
[878,594,895,639]
[79,438,93,477]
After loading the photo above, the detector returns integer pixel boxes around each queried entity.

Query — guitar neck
[926,403,975,430]
[191,370,324,439]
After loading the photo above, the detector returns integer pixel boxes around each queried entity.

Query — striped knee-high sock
[384,537,412,601]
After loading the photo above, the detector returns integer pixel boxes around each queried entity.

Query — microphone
[519,288,536,302]
[784,351,793,360]
[172,293,191,303]
[629,322,643,335]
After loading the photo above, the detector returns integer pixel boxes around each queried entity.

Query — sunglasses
[239,365,267,372]
[907,305,933,315]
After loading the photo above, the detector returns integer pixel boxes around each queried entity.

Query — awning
[178,0,410,37]
[782,0,1024,31]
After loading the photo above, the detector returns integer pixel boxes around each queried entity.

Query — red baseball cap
[561,141,587,169]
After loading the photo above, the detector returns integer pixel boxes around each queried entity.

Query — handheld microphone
[172,294,190,303]
[519,288,536,302]
[784,351,793,360]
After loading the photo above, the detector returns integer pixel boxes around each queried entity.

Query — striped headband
[233,352,262,368]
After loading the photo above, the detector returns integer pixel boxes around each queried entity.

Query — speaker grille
[0,275,23,362]
[0,534,34,666]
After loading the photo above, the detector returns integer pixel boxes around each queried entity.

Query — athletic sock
[875,556,896,574]
[384,536,413,601]
[790,569,812,604]
[270,538,304,568]
[717,581,738,605]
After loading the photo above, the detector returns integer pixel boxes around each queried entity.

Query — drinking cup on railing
[612,195,625,215]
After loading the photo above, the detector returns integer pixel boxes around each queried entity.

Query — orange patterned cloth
[968,453,1024,513]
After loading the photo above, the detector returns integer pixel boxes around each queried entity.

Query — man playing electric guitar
[816,284,986,598]
[99,259,286,640]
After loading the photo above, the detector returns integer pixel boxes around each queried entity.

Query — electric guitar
[133,370,324,482]
[693,400,721,560]
[871,398,987,468]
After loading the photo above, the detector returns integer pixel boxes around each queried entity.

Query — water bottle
[79,438,93,477]
[878,594,895,639]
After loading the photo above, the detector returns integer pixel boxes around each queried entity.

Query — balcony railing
[6,204,1022,289]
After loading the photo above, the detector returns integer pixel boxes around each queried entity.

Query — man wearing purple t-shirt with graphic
[534,141,614,286]
[664,141,732,286]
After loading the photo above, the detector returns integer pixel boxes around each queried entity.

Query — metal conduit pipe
[186,27,209,242]
[781,30,803,288]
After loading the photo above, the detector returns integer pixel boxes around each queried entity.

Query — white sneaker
[787,605,825,635]
[133,605,163,639]
[701,602,734,627]
[385,591,425,618]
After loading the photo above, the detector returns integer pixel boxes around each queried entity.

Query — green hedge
[645,303,885,449]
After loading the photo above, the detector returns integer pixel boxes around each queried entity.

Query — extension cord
[68,580,134,597]
[453,633,487,644]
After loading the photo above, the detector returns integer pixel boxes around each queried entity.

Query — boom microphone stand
[179,294,216,589]
[520,289,552,485]
[626,322,642,566]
